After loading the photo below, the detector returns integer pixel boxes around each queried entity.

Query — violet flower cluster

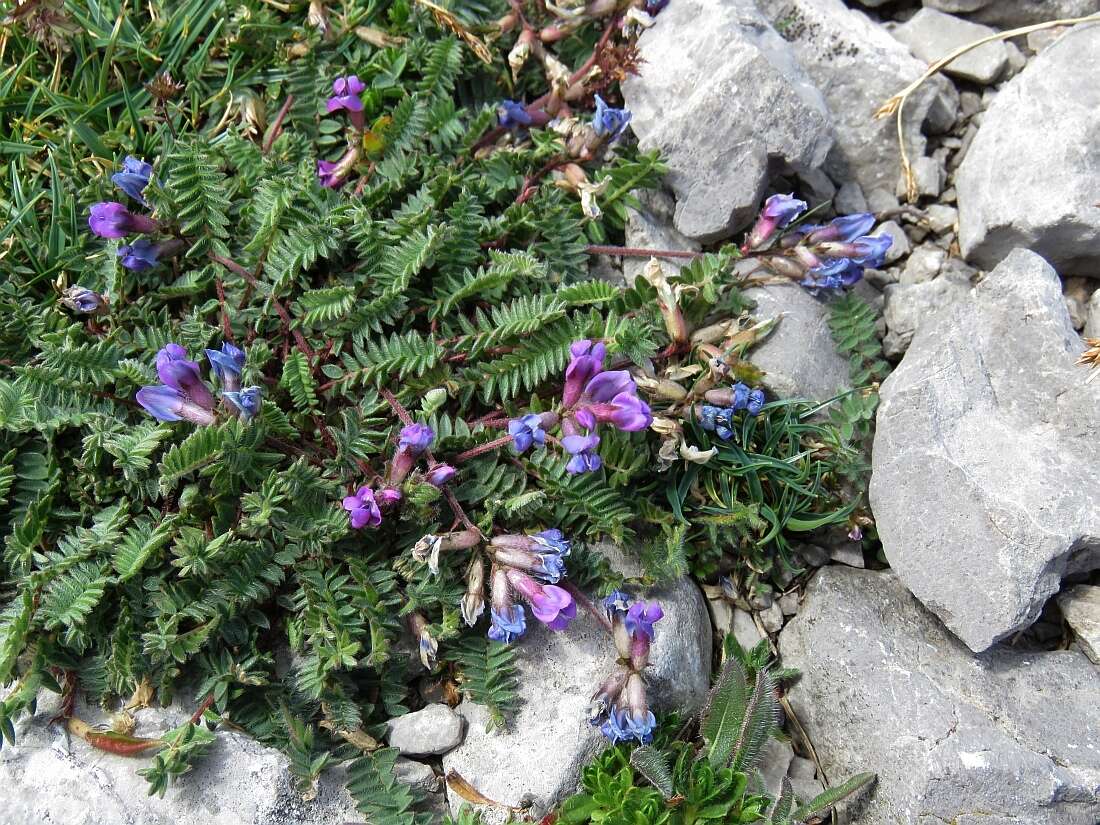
[484,530,575,642]
[589,591,664,744]
[87,157,179,271]
[341,422,455,531]
[696,383,766,439]
[318,74,366,189]
[508,340,653,476]
[742,194,891,291]
[136,342,262,426]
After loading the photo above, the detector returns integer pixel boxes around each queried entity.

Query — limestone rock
[893,8,1010,84]
[622,0,831,241]
[745,283,852,402]
[956,25,1100,274]
[1058,584,1100,664]
[874,220,910,264]
[871,249,1100,651]
[623,189,700,285]
[762,0,958,195]
[882,264,972,358]
[0,695,359,825]
[898,243,945,284]
[1086,290,1100,338]
[441,546,711,822]
[385,704,464,756]
[780,566,1100,825]
[968,0,1100,27]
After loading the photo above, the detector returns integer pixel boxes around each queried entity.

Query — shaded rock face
[870,249,1100,652]
[745,283,852,402]
[1058,584,1100,664]
[622,0,831,241]
[966,0,1100,27]
[0,695,359,825]
[956,25,1100,274]
[780,567,1100,825]
[761,0,957,195]
[441,546,711,823]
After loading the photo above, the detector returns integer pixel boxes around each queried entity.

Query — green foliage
[138,722,216,797]
[446,637,519,732]
[346,747,431,825]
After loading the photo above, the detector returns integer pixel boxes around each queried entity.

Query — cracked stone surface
[760,0,957,196]
[622,0,831,241]
[956,25,1100,274]
[870,249,1100,652]
[441,544,711,823]
[780,566,1100,825]
[0,694,359,825]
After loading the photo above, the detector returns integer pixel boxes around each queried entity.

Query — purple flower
[509,413,547,453]
[342,486,382,529]
[117,239,162,271]
[498,99,533,129]
[747,388,766,416]
[844,234,892,267]
[223,386,262,421]
[399,423,434,455]
[801,257,864,291]
[620,673,657,743]
[583,370,635,403]
[157,346,215,410]
[563,340,606,408]
[600,707,632,743]
[60,286,103,314]
[603,590,633,619]
[592,94,632,142]
[507,570,576,631]
[376,487,403,509]
[135,385,216,425]
[743,193,807,251]
[317,160,347,189]
[327,75,365,129]
[427,463,456,487]
[487,605,527,643]
[805,213,875,244]
[601,391,653,432]
[110,156,153,205]
[88,202,157,239]
[562,433,601,474]
[625,601,664,642]
[205,342,246,392]
[491,530,571,584]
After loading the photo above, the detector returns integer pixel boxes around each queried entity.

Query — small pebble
[385,704,465,756]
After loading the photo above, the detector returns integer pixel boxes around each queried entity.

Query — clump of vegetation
[0,0,883,816]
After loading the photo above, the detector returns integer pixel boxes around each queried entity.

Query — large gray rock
[781,566,1100,825]
[745,283,852,402]
[0,694,359,825]
[622,0,831,241]
[923,0,993,12]
[622,189,700,285]
[882,261,973,358]
[441,545,711,822]
[892,8,1010,84]
[956,25,1100,274]
[762,0,958,195]
[871,249,1100,652]
[968,0,1100,27]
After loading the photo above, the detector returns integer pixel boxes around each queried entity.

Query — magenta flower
[743,193,807,251]
[317,160,348,189]
[327,75,365,129]
[88,202,157,239]
[583,369,635,403]
[342,486,382,529]
[376,487,403,509]
[563,340,606,408]
[580,391,652,433]
[506,569,576,631]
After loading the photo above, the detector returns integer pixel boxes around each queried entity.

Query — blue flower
[60,286,103,314]
[509,413,546,453]
[487,605,527,643]
[592,95,632,142]
[117,239,162,271]
[805,213,875,244]
[399,423,435,454]
[533,528,571,558]
[599,707,632,744]
[603,589,633,620]
[111,156,153,205]
[135,385,215,426]
[846,234,892,267]
[731,382,750,411]
[744,193,808,250]
[223,386,262,421]
[562,433,601,474]
[205,342,246,391]
[498,99,533,129]
[623,707,657,744]
[746,388,766,416]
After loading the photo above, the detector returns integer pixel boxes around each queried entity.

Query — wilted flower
[408,612,437,669]
[462,557,486,627]
[327,75,365,129]
[111,156,153,205]
[619,673,657,743]
[488,567,526,643]
[376,487,403,509]
[59,286,103,314]
[491,530,571,584]
[342,486,382,529]
[562,432,601,474]
[742,193,807,252]
[497,99,533,130]
[317,160,346,189]
[588,668,629,725]
[205,342,245,392]
[223,386,262,421]
[135,385,216,426]
[506,569,576,630]
[88,202,157,239]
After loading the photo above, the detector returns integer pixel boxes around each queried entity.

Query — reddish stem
[190,693,215,724]
[586,244,703,260]
[562,581,613,635]
[263,95,295,153]
[453,434,515,463]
